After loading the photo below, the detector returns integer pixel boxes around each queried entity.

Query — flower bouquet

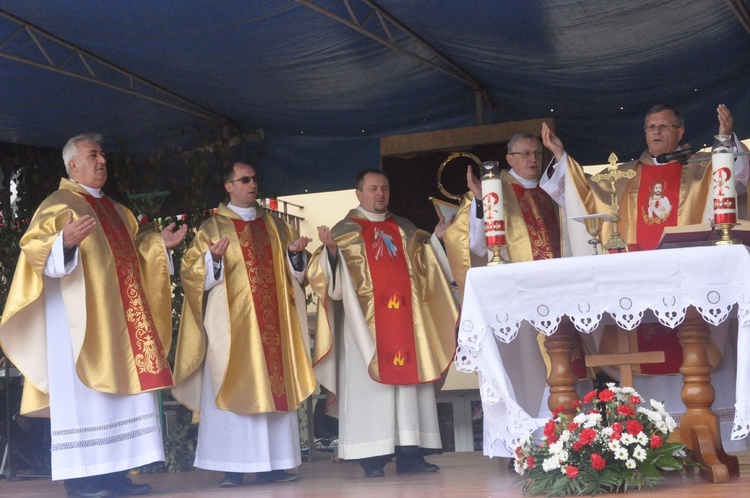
[514,384,698,495]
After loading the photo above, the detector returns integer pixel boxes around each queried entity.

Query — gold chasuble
[565,151,719,374]
[565,150,712,251]
[0,179,174,416]
[442,171,588,379]
[172,204,314,415]
[444,171,564,302]
[308,209,458,386]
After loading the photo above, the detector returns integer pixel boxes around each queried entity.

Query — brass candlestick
[591,153,635,253]
[712,221,739,245]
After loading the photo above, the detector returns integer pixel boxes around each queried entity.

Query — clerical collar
[227,203,257,221]
[70,178,103,198]
[357,206,387,221]
[509,169,539,189]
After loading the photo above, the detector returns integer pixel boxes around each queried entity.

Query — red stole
[511,184,561,259]
[635,163,682,251]
[83,195,172,391]
[632,163,684,373]
[231,218,288,411]
[352,216,419,385]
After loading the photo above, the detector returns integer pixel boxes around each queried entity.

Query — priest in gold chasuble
[0,133,187,497]
[172,162,314,487]
[539,105,750,452]
[442,133,592,453]
[308,169,457,478]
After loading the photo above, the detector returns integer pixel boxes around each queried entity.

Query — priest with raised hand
[307,168,457,478]
[172,161,315,488]
[540,104,749,254]
[539,104,750,453]
[0,133,187,498]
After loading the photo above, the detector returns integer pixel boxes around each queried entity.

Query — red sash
[352,216,419,385]
[635,163,682,250]
[232,218,288,411]
[511,184,561,259]
[83,195,172,391]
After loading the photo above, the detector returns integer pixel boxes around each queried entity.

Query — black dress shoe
[396,457,440,474]
[363,466,385,477]
[256,469,300,483]
[66,482,114,498]
[103,475,152,496]
[219,472,244,488]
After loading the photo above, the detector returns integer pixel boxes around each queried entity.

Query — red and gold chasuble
[511,184,561,260]
[353,216,419,385]
[231,218,288,411]
[83,195,172,391]
[634,163,682,251]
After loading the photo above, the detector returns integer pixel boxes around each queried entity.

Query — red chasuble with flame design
[352,216,419,385]
[83,195,172,391]
[232,218,289,411]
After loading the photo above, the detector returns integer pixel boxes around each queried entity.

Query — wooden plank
[380,118,553,157]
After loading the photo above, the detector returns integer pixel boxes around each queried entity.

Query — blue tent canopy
[1,0,749,196]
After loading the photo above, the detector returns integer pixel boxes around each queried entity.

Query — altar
[455,244,750,482]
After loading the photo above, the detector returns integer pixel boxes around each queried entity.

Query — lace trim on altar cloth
[733,401,750,440]
[457,288,750,347]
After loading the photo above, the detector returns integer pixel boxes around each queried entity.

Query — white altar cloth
[455,244,750,457]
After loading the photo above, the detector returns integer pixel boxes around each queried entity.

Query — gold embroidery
[240,222,286,399]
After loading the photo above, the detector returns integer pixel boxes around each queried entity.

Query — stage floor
[3,451,750,497]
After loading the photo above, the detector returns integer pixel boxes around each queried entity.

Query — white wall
[278,189,357,242]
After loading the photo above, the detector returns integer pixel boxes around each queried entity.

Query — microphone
[655,145,701,164]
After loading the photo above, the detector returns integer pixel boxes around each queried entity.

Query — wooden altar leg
[677,308,739,483]
[543,319,579,419]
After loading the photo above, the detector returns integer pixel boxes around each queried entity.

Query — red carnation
[568,422,579,432]
[526,456,535,468]
[630,395,641,404]
[626,420,644,435]
[566,465,579,478]
[591,453,606,470]
[573,399,582,410]
[650,434,663,449]
[598,389,615,402]
[572,441,583,452]
[611,422,623,434]
[544,420,558,443]
[617,405,635,417]
[552,406,565,418]
[579,428,596,445]
[584,390,598,404]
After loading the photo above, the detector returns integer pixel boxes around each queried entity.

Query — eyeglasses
[508,151,542,158]
[644,123,681,133]
[227,176,257,184]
